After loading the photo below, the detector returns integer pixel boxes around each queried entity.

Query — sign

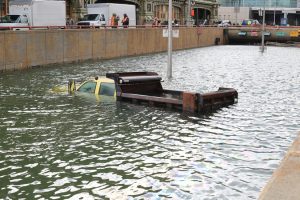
[163,29,179,38]
[281,18,287,26]
[276,32,285,37]
[250,32,258,37]
[191,9,195,17]
[238,32,247,36]
[290,31,299,37]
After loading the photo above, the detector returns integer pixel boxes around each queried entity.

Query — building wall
[0,27,224,72]
[0,0,8,16]
[69,0,219,25]
[218,7,250,23]
[219,0,298,8]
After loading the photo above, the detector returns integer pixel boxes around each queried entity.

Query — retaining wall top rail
[1,24,300,31]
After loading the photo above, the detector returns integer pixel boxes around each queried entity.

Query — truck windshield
[0,15,20,23]
[77,81,96,93]
[82,14,99,21]
[99,83,115,96]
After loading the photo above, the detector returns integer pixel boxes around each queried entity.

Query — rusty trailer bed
[107,72,238,113]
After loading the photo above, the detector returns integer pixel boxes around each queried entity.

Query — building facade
[219,0,298,8]
[0,0,9,16]
[66,0,219,25]
[1,0,219,25]
[218,0,300,25]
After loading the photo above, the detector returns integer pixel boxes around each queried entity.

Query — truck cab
[77,14,106,28]
[69,77,116,97]
[0,15,29,30]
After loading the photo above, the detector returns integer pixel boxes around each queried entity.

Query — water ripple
[0,46,299,199]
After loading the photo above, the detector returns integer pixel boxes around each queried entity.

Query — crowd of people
[69,14,184,28]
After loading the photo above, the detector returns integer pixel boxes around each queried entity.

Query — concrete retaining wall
[0,27,224,72]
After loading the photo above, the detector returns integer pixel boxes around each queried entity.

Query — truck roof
[10,0,64,5]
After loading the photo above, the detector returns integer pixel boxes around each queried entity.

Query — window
[154,5,181,22]
[77,81,96,93]
[147,4,152,12]
[99,83,115,96]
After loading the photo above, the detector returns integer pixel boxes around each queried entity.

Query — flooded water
[0,46,299,199]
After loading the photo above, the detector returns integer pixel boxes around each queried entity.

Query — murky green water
[0,46,299,199]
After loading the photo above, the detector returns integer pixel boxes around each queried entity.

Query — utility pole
[167,0,172,79]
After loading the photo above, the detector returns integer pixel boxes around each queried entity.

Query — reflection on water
[0,46,299,199]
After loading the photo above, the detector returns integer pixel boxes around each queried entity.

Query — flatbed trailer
[106,72,238,113]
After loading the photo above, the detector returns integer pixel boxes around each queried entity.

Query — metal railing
[1,24,300,31]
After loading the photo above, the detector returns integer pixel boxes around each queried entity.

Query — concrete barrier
[0,27,224,72]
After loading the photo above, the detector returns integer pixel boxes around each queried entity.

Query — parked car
[0,0,66,30]
[241,19,260,26]
[218,20,231,27]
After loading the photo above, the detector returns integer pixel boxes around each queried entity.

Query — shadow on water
[0,45,299,199]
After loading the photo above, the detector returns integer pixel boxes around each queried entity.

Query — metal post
[167,0,172,79]
[261,0,266,53]
[187,0,191,26]
[235,2,238,25]
[273,0,276,25]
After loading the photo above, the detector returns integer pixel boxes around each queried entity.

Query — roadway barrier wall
[0,27,224,72]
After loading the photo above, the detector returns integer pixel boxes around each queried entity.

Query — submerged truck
[77,3,136,27]
[0,0,66,30]
[66,72,238,114]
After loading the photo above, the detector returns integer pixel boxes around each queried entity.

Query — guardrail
[0,24,207,30]
[1,24,300,31]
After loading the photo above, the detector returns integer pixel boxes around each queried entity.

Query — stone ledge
[259,132,300,200]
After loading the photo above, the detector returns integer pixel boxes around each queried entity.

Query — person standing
[152,17,159,27]
[121,13,129,28]
[110,13,119,28]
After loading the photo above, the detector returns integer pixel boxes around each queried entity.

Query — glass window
[99,83,115,96]
[77,81,96,93]
[83,14,99,21]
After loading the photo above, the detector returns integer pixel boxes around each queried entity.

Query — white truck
[0,0,66,30]
[77,3,136,27]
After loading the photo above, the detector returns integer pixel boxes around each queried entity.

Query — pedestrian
[152,17,159,27]
[110,13,119,28]
[121,13,129,28]
[174,18,178,25]
[100,14,106,26]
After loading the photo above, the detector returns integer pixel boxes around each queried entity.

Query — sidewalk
[259,132,300,200]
